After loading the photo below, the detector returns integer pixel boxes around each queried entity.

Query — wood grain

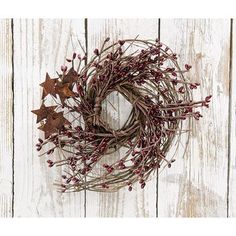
[13,19,86,217]
[0,19,13,217]
[228,19,236,217]
[158,19,231,217]
[0,18,234,217]
[86,19,159,217]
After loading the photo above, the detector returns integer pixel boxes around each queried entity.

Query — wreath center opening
[100,91,133,131]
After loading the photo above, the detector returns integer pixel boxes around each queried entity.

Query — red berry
[205,95,212,103]
[185,64,192,70]
[178,86,185,94]
[105,37,110,42]
[118,40,125,45]
[61,65,67,72]
[38,138,43,143]
[94,49,99,56]
[141,183,146,189]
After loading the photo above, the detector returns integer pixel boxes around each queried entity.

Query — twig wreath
[32,38,211,192]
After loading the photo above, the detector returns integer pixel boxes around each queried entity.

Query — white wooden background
[0,18,235,217]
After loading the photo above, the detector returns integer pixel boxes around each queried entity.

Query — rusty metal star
[38,122,58,139]
[31,104,57,123]
[49,111,71,128]
[55,81,75,104]
[62,67,78,85]
[38,112,71,139]
[40,73,57,99]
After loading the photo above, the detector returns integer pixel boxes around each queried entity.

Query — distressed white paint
[13,19,85,217]
[158,19,230,217]
[86,19,158,217]
[0,19,13,217]
[0,18,234,217]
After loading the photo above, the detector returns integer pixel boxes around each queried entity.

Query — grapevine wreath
[32,38,211,193]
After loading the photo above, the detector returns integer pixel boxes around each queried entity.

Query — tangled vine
[32,38,211,192]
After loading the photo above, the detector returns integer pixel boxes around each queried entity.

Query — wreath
[32,38,211,192]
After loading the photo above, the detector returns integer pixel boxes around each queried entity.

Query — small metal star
[55,81,75,104]
[40,73,57,99]
[31,104,57,123]
[38,112,71,139]
[62,67,78,85]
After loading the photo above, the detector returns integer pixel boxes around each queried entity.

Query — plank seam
[156,18,161,218]
[84,18,88,218]
[11,18,15,218]
[227,18,233,218]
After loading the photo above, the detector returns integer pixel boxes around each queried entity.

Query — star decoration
[40,73,57,99]
[38,121,58,139]
[38,112,71,139]
[31,104,57,123]
[50,111,71,128]
[62,67,78,85]
[55,82,75,104]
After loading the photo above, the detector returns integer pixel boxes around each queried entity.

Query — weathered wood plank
[0,19,13,217]
[86,19,158,217]
[158,19,230,217]
[228,19,236,217]
[13,19,85,216]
